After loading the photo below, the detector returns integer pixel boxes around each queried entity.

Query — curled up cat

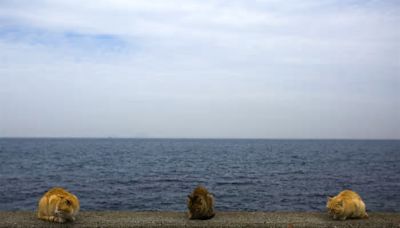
[187,185,215,220]
[37,187,80,223]
[327,189,368,220]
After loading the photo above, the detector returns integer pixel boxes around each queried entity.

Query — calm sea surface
[0,138,399,212]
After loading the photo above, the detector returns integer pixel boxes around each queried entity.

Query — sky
[0,0,399,139]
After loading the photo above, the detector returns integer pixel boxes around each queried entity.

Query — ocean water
[0,138,399,212]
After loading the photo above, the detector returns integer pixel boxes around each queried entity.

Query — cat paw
[54,217,66,223]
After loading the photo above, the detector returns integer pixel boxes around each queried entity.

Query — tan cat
[187,186,215,220]
[37,187,80,223]
[327,190,368,220]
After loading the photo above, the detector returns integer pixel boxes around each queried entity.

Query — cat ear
[207,193,214,199]
[327,196,333,202]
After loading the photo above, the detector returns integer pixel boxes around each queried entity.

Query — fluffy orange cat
[327,190,368,220]
[37,187,80,223]
[187,186,215,220]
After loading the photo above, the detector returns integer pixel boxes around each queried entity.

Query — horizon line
[0,136,399,141]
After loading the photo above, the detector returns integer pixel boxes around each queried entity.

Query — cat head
[55,195,79,218]
[326,196,344,216]
[187,194,206,214]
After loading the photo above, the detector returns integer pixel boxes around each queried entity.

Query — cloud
[14,2,400,68]
[0,0,399,138]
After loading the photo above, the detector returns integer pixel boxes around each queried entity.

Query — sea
[0,138,399,212]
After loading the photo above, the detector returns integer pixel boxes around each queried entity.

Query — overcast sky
[0,0,399,139]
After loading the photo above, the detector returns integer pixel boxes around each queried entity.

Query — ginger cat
[37,187,80,223]
[327,190,368,220]
[187,185,215,220]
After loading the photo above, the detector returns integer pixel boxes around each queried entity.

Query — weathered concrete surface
[0,211,399,228]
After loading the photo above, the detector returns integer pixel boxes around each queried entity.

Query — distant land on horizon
[1,136,399,141]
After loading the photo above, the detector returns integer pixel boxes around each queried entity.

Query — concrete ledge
[0,211,399,228]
